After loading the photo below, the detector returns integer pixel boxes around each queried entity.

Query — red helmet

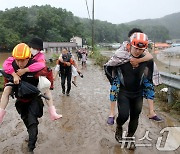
[130,32,148,49]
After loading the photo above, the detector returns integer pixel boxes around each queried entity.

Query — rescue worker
[0,43,53,153]
[56,48,77,96]
[1,37,62,121]
[115,32,154,150]
[105,28,162,125]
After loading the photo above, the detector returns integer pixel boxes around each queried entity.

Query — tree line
[0,5,170,51]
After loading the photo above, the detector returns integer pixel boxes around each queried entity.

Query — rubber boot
[0,108,6,124]
[28,124,38,153]
[48,106,62,120]
[115,125,123,143]
[126,133,136,150]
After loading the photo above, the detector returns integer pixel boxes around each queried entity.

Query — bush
[155,84,180,114]
[0,76,4,91]
[89,49,109,67]
[46,53,59,67]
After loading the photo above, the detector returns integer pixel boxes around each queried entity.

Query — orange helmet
[130,32,148,49]
[12,43,31,59]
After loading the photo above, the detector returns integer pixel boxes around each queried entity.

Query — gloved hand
[0,108,6,124]
[48,106,62,121]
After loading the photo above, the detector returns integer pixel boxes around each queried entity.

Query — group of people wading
[0,28,164,152]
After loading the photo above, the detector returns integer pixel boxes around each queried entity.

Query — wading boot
[28,147,34,154]
[125,133,136,150]
[115,125,123,143]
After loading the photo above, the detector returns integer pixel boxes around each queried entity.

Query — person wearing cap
[112,32,154,150]
[1,37,62,122]
[0,43,49,152]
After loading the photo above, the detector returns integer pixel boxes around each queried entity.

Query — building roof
[71,36,82,39]
[43,42,77,48]
[155,43,170,48]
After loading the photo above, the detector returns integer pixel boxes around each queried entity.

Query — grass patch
[0,63,4,91]
[0,76,4,91]
[89,49,109,67]
[155,84,180,119]
[46,53,59,67]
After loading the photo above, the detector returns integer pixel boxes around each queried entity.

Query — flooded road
[0,55,180,154]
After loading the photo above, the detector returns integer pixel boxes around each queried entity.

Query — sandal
[149,115,163,122]
[107,117,115,125]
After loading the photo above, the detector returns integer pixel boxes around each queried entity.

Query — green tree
[0,25,20,51]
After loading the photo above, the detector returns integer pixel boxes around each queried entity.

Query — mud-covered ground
[0,56,180,154]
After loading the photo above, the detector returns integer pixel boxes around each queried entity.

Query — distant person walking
[76,49,82,61]
[55,48,79,96]
[81,49,88,68]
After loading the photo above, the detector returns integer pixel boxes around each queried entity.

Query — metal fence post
[167,87,173,104]
[160,72,180,104]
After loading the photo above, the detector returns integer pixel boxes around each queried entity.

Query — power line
[92,0,94,52]
[84,0,91,19]
[84,0,94,52]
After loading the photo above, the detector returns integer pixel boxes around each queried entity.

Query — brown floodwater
[0,52,11,66]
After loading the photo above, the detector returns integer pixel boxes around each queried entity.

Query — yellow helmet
[12,43,31,59]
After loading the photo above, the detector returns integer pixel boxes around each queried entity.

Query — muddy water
[0,55,179,154]
[0,52,11,66]
[156,47,180,67]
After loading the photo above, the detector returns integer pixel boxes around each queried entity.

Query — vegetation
[127,12,180,39]
[0,5,173,51]
[89,46,109,66]
[0,5,179,120]
[46,53,59,67]
[0,76,4,91]
[155,84,180,113]
[154,84,180,122]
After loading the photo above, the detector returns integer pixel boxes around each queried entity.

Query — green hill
[0,5,175,50]
[126,12,180,39]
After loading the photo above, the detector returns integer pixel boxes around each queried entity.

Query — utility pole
[92,0,94,52]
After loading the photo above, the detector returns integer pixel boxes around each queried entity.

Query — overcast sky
[0,0,180,24]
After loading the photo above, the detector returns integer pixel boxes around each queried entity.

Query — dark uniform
[116,57,154,137]
[9,59,44,151]
[58,54,74,95]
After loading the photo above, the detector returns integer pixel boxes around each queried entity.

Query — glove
[48,106,62,121]
[0,108,6,124]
